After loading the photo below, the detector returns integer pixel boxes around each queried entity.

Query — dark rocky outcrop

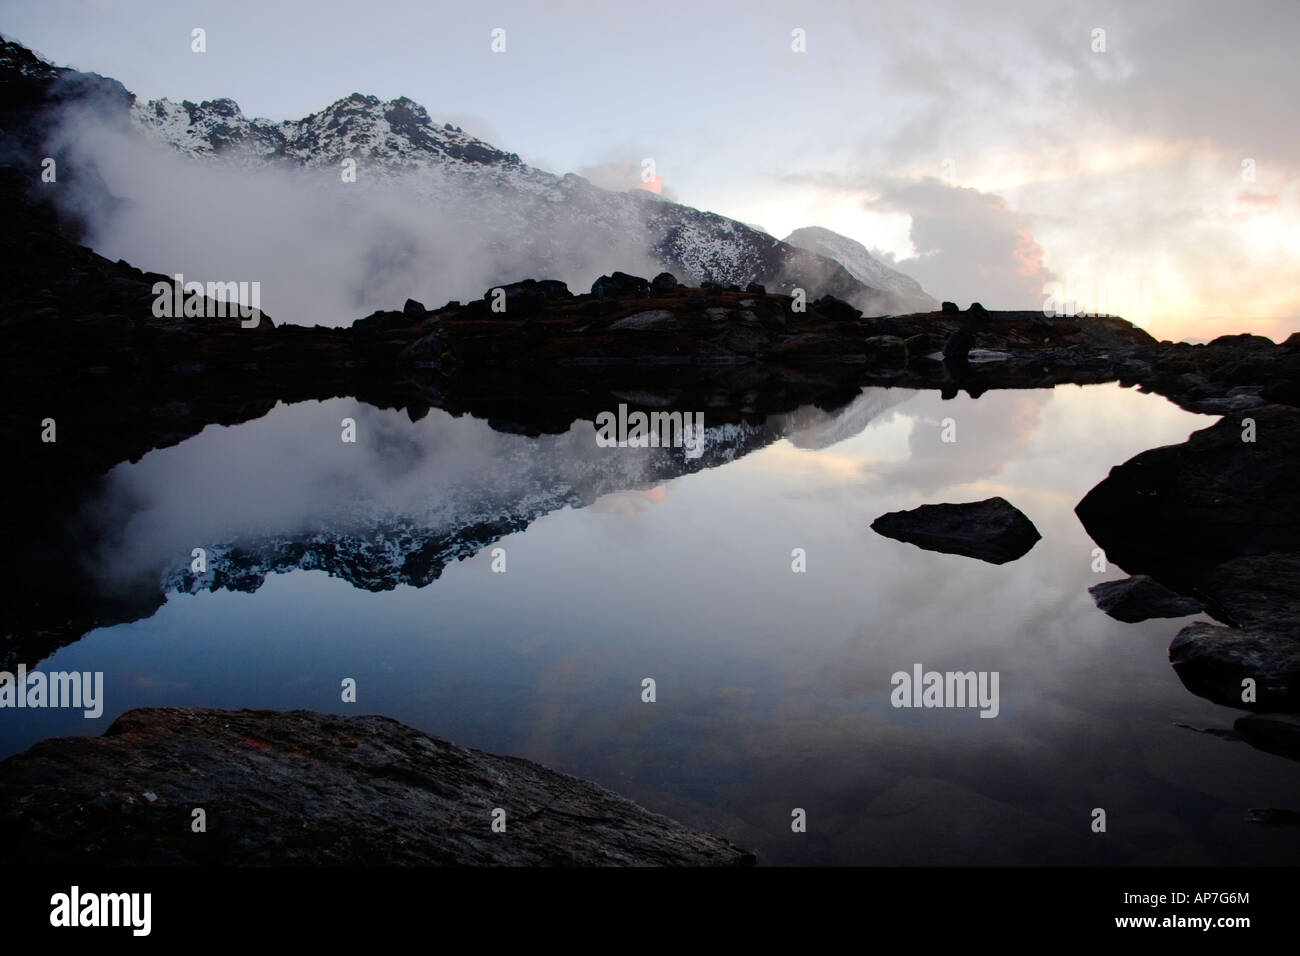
[1088,575,1203,623]
[1200,553,1300,633]
[1077,410,1300,716]
[591,272,649,298]
[650,271,678,293]
[1076,406,1300,589]
[0,708,757,866]
[1121,333,1300,415]
[864,335,907,366]
[903,333,937,363]
[870,497,1042,565]
[1170,624,1300,712]
[486,279,574,314]
[1167,555,1300,713]
[943,327,973,369]
[810,294,862,322]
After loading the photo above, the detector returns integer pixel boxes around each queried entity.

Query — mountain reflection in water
[5,383,1299,866]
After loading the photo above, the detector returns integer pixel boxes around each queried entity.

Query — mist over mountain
[784,226,938,314]
[3,35,932,326]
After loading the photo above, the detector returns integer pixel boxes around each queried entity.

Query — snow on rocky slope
[125,86,920,314]
[784,226,938,314]
[4,34,936,322]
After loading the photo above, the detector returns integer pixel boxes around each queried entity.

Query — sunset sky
[5,0,1296,342]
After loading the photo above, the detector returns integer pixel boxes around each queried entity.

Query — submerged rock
[1088,575,1203,623]
[870,496,1042,565]
[0,708,757,866]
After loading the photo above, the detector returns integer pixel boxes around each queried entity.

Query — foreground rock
[1170,624,1300,712]
[1087,575,1203,623]
[1075,406,1300,588]
[1199,554,1300,634]
[0,708,757,866]
[1077,409,1300,715]
[1173,556,1300,712]
[1125,333,1300,415]
[870,497,1041,565]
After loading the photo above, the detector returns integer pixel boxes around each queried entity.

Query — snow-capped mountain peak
[2,34,932,318]
[784,226,937,313]
[131,92,523,173]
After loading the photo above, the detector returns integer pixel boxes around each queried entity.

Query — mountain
[131,90,922,312]
[132,92,525,173]
[0,34,922,319]
[784,226,938,314]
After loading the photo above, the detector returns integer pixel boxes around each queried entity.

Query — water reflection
[6,383,1299,865]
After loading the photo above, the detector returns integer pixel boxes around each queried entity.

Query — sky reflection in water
[7,383,1299,865]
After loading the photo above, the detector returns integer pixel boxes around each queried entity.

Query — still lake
[6,382,1298,865]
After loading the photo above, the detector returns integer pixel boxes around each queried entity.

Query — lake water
[6,382,1299,865]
